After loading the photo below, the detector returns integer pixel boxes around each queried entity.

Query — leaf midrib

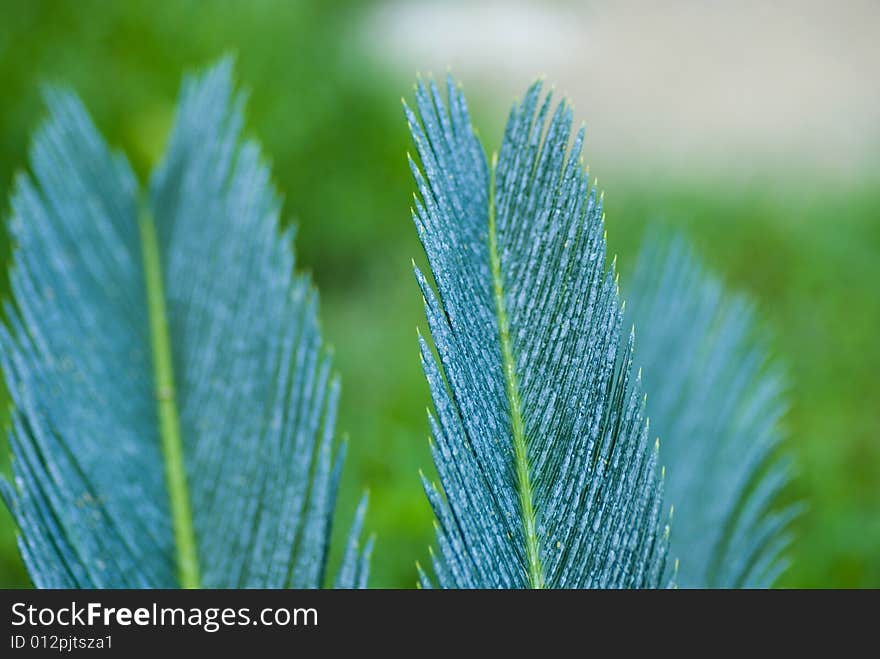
[487,155,544,589]
[139,206,200,589]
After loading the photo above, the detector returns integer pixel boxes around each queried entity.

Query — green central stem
[139,207,200,589]
[487,155,544,589]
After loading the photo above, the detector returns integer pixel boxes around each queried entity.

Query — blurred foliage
[604,181,880,588]
[1,0,878,588]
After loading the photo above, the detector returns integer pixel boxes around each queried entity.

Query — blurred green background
[0,0,877,588]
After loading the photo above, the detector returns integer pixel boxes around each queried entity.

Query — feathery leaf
[405,78,672,588]
[625,234,796,587]
[0,61,369,588]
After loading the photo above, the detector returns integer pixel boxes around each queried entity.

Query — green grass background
[0,0,877,588]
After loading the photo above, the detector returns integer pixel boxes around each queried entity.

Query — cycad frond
[625,234,796,587]
[0,61,369,588]
[406,78,672,588]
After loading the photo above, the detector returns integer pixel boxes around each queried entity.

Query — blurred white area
[363,0,880,183]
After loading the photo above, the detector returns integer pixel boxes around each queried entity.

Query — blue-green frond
[405,77,672,588]
[0,60,370,588]
[625,233,797,587]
